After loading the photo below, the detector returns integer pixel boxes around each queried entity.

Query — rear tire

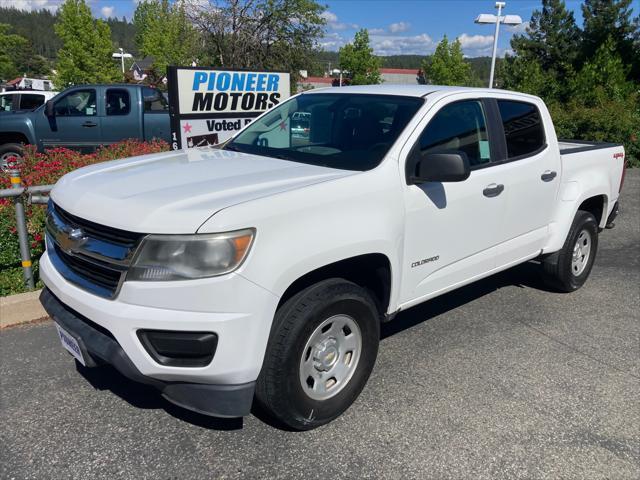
[256,279,380,430]
[543,210,598,292]
[0,143,25,172]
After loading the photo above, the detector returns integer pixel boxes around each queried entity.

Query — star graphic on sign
[279,121,287,131]
[183,122,193,134]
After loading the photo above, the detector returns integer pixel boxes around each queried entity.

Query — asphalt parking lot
[1,170,638,480]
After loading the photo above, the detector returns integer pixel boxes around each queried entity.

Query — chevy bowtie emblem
[57,226,88,253]
[68,228,85,241]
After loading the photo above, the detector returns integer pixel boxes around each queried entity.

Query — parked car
[40,85,626,430]
[0,90,58,114]
[0,84,170,166]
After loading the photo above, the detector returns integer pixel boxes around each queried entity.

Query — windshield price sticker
[167,67,290,150]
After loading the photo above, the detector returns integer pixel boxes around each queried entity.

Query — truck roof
[301,84,536,99]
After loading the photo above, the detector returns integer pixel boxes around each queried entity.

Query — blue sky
[6,0,605,57]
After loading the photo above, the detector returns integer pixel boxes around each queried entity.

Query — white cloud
[458,33,495,50]
[3,0,59,12]
[370,33,434,56]
[369,28,386,35]
[101,5,115,18]
[320,11,338,23]
[388,22,411,34]
[507,21,530,34]
[321,10,358,31]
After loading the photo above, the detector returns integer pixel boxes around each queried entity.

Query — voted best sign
[167,67,291,150]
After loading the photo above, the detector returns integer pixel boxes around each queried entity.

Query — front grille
[52,203,143,248]
[46,201,144,299]
[53,243,122,292]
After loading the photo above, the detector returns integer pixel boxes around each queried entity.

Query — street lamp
[112,48,133,79]
[475,2,522,88]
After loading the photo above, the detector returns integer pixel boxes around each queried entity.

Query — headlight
[128,229,255,281]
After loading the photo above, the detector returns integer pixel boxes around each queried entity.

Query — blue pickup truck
[0,84,171,164]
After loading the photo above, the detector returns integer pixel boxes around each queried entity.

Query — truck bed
[559,139,624,155]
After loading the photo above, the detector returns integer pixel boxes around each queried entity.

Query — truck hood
[51,148,355,233]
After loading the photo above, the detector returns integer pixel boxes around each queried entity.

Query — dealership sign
[167,67,290,149]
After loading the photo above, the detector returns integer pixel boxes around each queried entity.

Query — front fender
[198,161,406,313]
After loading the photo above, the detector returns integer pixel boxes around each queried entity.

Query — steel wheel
[571,229,592,276]
[299,314,362,401]
[0,151,22,173]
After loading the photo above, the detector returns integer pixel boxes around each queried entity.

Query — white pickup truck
[40,85,626,430]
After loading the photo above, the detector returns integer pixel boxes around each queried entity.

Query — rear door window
[106,89,131,116]
[497,100,545,158]
[418,100,492,167]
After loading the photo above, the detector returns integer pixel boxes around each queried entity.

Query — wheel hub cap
[299,314,362,401]
[571,229,591,276]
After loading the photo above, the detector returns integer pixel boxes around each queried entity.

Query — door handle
[81,121,97,128]
[541,170,557,182]
[483,183,504,198]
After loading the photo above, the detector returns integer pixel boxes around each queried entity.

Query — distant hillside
[311,51,497,85]
[0,7,137,61]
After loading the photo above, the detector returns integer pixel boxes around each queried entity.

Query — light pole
[475,2,522,88]
[112,48,133,79]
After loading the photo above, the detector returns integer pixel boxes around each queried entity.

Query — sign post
[167,67,291,150]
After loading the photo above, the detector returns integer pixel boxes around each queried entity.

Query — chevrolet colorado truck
[0,84,170,166]
[39,85,626,430]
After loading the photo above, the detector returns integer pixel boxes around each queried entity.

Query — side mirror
[408,151,470,184]
[45,100,55,117]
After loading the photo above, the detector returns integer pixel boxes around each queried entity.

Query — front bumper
[41,288,254,417]
[39,249,280,417]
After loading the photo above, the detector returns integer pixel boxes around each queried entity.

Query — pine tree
[512,0,579,78]
[581,0,639,79]
[503,0,580,100]
[422,35,471,86]
[54,0,120,88]
[339,29,382,85]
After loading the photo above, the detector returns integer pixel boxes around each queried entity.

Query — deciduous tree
[422,35,471,86]
[133,0,197,76]
[54,0,119,88]
[339,29,381,85]
[185,0,326,86]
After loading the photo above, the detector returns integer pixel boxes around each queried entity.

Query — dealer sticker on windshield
[55,324,86,366]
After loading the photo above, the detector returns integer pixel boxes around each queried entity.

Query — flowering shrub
[0,139,170,296]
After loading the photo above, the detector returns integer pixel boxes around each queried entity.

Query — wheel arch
[276,253,393,319]
[0,132,30,145]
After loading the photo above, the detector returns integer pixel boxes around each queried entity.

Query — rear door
[491,98,561,266]
[35,87,102,152]
[101,87,140,144]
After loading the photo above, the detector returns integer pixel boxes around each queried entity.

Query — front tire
[256,279,380,430]
[543,210,599,292]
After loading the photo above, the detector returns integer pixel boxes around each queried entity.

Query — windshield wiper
[223,143,242,152]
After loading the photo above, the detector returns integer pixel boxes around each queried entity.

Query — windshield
[225,93,424,171]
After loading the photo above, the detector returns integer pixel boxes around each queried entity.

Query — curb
[1,289,49,329]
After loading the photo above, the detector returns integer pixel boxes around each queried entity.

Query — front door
[399,97,508,307]
[36,87,102,152]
